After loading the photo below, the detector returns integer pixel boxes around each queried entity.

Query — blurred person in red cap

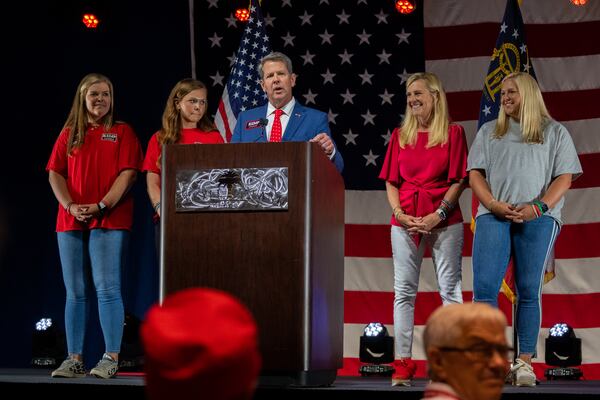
[141,287,261,400]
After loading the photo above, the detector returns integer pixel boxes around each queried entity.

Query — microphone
[256,118,269,142]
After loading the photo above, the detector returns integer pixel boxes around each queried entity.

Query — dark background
[1,0,194,368]
[1,0,423,368]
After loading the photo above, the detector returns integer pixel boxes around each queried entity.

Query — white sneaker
[510,359,536,386]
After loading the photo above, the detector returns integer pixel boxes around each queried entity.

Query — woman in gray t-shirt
[467,72,582,387]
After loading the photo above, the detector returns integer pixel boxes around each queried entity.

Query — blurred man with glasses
[422,303,511,400]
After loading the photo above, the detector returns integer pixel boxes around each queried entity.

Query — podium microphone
[258,118,269,142]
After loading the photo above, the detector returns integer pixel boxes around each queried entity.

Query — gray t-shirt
[467,118,582,225]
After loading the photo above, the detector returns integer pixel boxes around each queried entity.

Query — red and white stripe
[214,87,236,142]
[340,0,600,379]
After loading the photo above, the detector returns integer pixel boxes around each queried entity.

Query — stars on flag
[321,69,336,85]
[199,1,424,184]
[343,129,358,146]
[363,150,379,166]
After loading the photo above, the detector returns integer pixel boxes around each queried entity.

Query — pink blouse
[379,124,468,229]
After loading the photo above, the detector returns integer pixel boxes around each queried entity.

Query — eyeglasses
[439,344,514,361]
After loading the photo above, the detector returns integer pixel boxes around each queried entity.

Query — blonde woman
[47,73,143,379]
[468,72,582,386]
[379,72,468,386]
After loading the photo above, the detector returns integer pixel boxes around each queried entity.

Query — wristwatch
[98,201,107,217]
[436,208,447,221]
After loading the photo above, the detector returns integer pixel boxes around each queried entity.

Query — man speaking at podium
[231,52,344,173]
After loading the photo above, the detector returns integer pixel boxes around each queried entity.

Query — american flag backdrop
[194,0,600,378]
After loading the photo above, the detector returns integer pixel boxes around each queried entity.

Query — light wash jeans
[391,223,464,358]
[472,214,560,356]
[57,229,127,355]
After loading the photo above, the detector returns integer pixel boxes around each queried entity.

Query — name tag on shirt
[101,133,118,142]
[245,120,263,130]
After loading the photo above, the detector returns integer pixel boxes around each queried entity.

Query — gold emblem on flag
[484,43,521,101]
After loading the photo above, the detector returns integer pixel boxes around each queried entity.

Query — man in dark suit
[231,52,344,172]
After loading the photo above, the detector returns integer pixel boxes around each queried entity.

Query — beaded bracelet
[441,199,454,210]
[153,202,161,212]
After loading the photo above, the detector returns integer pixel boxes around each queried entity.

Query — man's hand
[310,132,334,156]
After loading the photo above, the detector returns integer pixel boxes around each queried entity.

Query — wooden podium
[160,142,344,386]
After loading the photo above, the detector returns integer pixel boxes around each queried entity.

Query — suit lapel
[246,105,268,142]
[282,103,305,141]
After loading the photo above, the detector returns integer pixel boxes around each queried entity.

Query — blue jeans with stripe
[57,229,127,355]
[472,214,559,356]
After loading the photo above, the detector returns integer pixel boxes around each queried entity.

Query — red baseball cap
[141,287,261,400]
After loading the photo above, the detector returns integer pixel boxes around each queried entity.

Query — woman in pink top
[379,72,468,386]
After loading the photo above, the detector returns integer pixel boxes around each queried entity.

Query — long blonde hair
[158,78,216,146]
[494,72,551,144]
[62,73,114,155]
[399,72,449,148]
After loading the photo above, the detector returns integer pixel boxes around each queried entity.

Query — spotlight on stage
[544,323,583,380]
[235,8,250,22]
[31,318,65,368]
[570,0,588,6]
[82,13,100,29]
[119,312,144,371]
[358,322,395,376]
[395,0,416,14]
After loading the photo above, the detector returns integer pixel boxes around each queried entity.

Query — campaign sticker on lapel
[101,133,118,142]
[245,119,263,130]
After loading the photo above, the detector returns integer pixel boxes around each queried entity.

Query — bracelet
[392,205,403,216]
[488,199,497,213]
[441,199,454,210]
[97,201,107,216]
[65,201,74,215]
[153,202,161,212]
[533,200,548,215]
[436,208,448,221]
[531,204,540,218]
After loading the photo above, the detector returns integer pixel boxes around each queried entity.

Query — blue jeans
[57,229,128,355]
[472,214,559,356]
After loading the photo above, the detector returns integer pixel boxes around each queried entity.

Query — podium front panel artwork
[175,167,288,211]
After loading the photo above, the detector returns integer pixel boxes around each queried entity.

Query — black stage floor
[1,369,599,399]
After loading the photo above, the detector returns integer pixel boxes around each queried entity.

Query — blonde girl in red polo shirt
[47,73,143,379]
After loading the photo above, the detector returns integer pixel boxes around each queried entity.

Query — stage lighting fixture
[358,322,395,376]
[235,8,250,22]
[82,14,99,29]
[31,318,66,368]
[119,312,144,371]
[544,323,583,380]
[395,0,416,14]
[570,0,587,6]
